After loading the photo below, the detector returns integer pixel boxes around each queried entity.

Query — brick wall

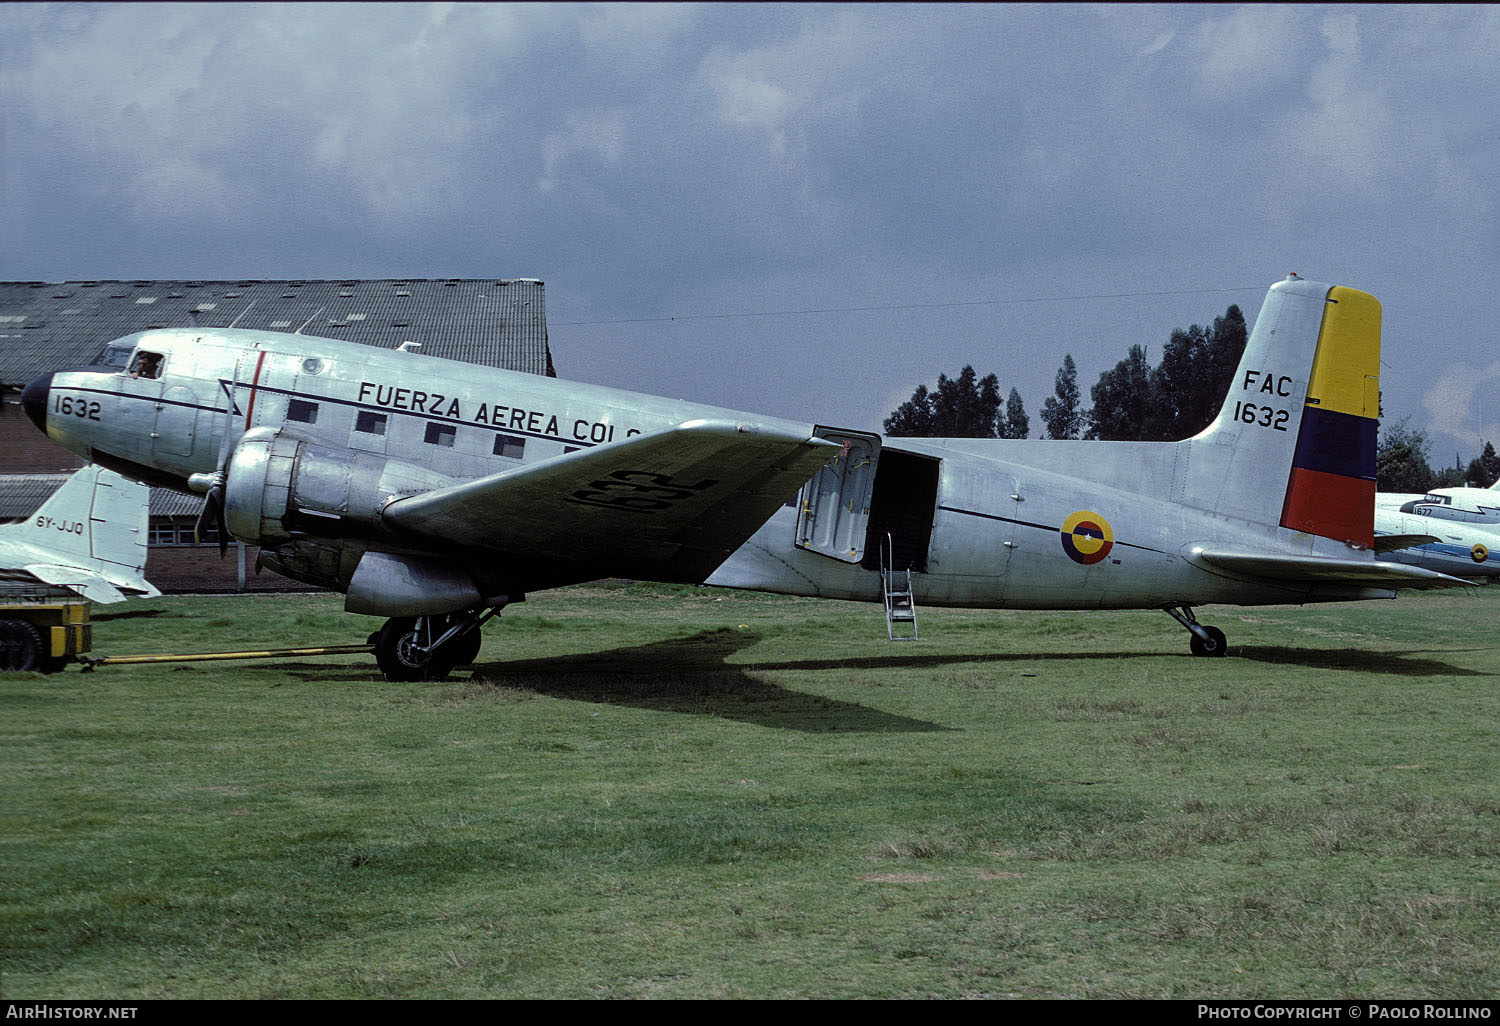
[145,544,311,594]
[0,401,85,473]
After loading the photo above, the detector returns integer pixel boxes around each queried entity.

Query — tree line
[882,304,1498,491]
[884,304,1248,442]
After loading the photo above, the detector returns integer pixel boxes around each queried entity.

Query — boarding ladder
[880,534,918,641]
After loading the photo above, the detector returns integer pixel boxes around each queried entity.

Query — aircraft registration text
[1233,369,1295,431]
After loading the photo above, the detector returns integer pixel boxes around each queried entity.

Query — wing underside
[381,419,839,584]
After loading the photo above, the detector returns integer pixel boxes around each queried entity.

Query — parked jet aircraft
[1397,479,1500,524]
[21,275,1467,679]
[1374,505,1498,580]
[0,465,159,603]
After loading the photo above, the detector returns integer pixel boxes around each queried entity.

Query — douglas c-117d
[21,274,1468,679]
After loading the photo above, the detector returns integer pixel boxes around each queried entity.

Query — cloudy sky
[4,3,1497,463]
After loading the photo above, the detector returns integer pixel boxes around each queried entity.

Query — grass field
[4,583,1498,999]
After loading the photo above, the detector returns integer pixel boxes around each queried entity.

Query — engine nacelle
[223,426,456,547]
[222,428,508,615]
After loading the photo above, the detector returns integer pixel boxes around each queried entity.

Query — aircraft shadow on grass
[292,627,953,734]
[746,645,1492,679]
[92,608,173,622]
[284,625,1489,727]
[1230,645,1495,678]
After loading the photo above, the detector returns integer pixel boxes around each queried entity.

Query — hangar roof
[0,475,70,520]
[0,278,555,386]
[0,474,212,520]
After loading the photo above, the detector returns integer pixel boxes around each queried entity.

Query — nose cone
[21,372,53,434]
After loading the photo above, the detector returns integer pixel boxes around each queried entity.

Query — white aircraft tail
[1180,275,1381,549]
[7,466,159,602]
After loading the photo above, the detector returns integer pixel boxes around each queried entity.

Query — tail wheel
[0,619,44,673]
[374,617,456,682]
[1189,625,1228,658]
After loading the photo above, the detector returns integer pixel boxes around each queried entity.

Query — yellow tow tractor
[0,599,92,674]
[0,596,374,674]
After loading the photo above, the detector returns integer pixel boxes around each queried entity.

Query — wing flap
[1188,546,1472,590]
[381,420,839,583]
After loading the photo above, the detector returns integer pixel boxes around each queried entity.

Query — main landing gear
[372,606,504,681]
[1164,605,1227,658]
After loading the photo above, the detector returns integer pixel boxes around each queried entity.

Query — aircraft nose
[22,372,53,434]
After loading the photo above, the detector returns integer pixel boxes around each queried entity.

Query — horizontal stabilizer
[1187,546,1472,590]
[24,564,126,604]
[383,419,839,584]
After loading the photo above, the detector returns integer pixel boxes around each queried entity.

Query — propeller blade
[215,359,243,470]
[212,484,229,558]
[194,480,223,552]
[195,356,245,559]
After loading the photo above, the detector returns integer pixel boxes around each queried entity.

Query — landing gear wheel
[448,625,483,667]
[374,617,456,682]
[1189,625,1228,658]
[0,619,44,673]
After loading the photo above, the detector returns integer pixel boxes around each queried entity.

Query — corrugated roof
[0,474,201,520]
[0,474,70,519]
[0,279,556,385]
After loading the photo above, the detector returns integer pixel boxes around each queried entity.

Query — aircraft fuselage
[27,323,1365,613]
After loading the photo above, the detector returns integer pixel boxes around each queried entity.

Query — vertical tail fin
[1185,276,1380,548]
[10,466,158,601]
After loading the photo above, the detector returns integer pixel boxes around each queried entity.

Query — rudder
[1279,286,1381,547]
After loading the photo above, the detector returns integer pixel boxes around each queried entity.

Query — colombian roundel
[1473,543,1489,564]
[1060,510,1114,565]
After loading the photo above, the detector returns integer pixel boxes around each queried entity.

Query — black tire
[0,619,44,673]
[446,621,483,666]
[374,617,455,682]
[1189,625,1228,658]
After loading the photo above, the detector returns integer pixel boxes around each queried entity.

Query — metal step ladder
[880,534,918,641]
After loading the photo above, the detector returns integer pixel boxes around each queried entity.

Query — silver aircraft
[0,465,158,603]
[1396,479,1500,524]
[20,275,1466,679]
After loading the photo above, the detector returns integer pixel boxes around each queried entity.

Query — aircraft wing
[1373,533,1442,554]
[382,419,840,583]
[1186,546,1472,590]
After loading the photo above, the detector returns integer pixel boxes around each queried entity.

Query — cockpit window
[1421,494,1452,505]
[92,343,135,369]
[129,351,165,380]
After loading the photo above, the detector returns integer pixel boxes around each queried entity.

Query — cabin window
[92,343,134,369]
[425,423,457,447]
[287,399,319,424]
[493,434,525,459]
[129,350,165,379]
[355,411,387,435]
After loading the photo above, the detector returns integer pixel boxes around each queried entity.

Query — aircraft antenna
[295,308,325,335]
[227,300,257,329]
